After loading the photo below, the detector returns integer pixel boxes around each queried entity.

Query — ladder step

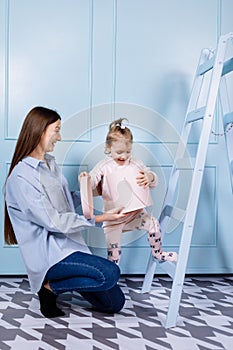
[141,258,176,293]
[186,106,206,123]
[223,112,233,128]
[160,205,186,222]
[158,260,176,279]
[197,55,215,76]
[197,55,233,77]
[222,57,233,76]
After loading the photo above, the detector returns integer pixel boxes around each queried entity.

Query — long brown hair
[4,106,61,245]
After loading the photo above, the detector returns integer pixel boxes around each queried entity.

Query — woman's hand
[95,207,126,223]
[136,170,154,188]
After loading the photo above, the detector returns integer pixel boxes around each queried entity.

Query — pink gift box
[103,166,153,213]
[80,167,153,218]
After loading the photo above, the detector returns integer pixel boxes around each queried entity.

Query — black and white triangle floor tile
[0,276,233,349]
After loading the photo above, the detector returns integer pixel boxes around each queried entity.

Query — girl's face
[40,119,61,153]
[109,139,132,165]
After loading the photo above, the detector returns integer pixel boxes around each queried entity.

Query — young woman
[4,106,126,318]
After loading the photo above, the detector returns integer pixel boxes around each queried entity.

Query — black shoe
[38,286,65,318]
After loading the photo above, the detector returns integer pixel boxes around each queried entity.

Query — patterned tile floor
[0,275,233,350]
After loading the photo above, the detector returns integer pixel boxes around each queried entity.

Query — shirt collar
[23,154,55,169]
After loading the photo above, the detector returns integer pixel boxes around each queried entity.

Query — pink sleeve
[131,158,158,188]
[89,159,106,189]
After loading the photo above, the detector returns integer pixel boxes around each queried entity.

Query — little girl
[82,118,177,264]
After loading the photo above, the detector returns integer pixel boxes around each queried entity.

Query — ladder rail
[165,34,229,328]
[165,106,219,327]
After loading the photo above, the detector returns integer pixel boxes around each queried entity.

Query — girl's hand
[78,171,89,182]
[136,170,154,188]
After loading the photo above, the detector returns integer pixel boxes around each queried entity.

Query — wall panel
[1,0,233,275]
[5,0,92,140]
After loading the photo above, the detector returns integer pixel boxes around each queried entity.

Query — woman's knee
[92,254,121,290]
[104,258,121,285]
[113,286,125,313]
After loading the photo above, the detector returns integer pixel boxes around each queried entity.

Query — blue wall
[1,0,233,274]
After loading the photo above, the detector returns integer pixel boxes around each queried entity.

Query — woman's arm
[6,175,94,235]
[70,190,81,209]
[95,207,125,223]
[7,174,125,236]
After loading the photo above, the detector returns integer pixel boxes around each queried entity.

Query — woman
[4,106,126,318]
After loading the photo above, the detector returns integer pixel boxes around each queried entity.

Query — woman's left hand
[95,207,126,223]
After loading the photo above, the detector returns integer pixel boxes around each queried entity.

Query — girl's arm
[136,169,158,188]
[132,158,158,188]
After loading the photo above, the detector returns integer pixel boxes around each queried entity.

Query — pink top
[90,157,158,213]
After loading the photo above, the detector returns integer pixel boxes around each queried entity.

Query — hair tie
[115,122,126,129]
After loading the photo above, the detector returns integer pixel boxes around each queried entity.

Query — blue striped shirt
[5,154,94,293]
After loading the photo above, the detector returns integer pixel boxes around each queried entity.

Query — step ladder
[142,32,233,328]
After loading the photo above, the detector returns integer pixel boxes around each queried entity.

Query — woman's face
[40,119,61,153]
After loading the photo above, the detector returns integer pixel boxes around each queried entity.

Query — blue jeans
[45,251,125,313]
